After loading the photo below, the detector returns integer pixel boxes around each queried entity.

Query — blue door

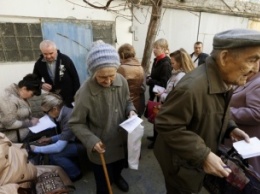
[41,20,93,84]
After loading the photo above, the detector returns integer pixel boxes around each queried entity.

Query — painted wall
[0,0,132,91]
[132,7,251,73]
[132,7,199,62]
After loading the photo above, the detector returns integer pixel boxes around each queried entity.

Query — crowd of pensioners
[1,28,260,194]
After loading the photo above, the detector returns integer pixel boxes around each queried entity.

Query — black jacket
[33,50,80,107]
[190,52,209,66]
[147,56,172,100]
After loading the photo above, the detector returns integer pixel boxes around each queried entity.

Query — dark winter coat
[117,58,146,117]
[69,74,136,164]
[154,56,237,193]
[190,52,209,66]
[33,50,80,107]
[147,56,172,100]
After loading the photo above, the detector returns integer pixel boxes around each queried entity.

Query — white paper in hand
[29,115,56,133]
[233,137,260,159]
[119,115,143,133]
[153,85,165,93]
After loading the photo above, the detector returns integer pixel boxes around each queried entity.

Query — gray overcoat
[69,73,135,164]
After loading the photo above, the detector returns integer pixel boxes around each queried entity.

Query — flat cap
[213,28,260,49]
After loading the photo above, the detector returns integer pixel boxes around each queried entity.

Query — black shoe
[146,136,155,141]
[115,175,129,192]
[147,142,154,149]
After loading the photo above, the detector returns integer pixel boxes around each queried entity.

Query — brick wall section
[142,0,260,18]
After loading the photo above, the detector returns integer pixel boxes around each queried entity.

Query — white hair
[39,40,57,50]
[41,93,63,111]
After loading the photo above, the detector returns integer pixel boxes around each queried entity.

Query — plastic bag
[127,124,144,170]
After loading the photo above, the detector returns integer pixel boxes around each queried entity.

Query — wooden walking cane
[100,152,113,194]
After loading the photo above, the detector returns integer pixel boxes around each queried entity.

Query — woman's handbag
[35,172,70,194]
[204,145,260,194]
[144,100,161,124]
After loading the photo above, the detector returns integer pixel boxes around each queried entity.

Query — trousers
[91,159,125,194]
[49,143,83,180]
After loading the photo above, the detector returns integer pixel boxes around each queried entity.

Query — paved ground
[72,118,209,194]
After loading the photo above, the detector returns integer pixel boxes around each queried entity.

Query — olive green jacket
[69,73,135,164]
[154,57,237,192]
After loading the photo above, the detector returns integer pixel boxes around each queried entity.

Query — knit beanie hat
[87,40,120,75]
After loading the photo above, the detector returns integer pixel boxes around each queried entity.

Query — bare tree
[141,0,163,72]
[82,0,163,73]
[82,0,114,10]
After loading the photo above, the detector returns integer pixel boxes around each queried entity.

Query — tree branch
[82,0,114,10]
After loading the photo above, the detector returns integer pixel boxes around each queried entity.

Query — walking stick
[100,153,113,194]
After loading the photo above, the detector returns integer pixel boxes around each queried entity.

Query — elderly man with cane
[154,28,260,194]
[69,40,136,194]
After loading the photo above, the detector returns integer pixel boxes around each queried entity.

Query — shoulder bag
[35,172,70,194]
[204,145,260,194]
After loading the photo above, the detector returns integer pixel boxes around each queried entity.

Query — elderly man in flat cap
[154,29,260,194]
[69,40,136,194]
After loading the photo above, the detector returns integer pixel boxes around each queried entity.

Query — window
[0,23,43,62]
[92,21,115,45]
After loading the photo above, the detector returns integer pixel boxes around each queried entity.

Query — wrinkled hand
[230,128,250,143]
[128,111,136,118]
[30,117,39,126]
[42,83,52,91]
[93,141,105,154]
[203,152,231,178]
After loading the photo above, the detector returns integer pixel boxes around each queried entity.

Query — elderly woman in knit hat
[69,40,136,194]
[30,93,83,182]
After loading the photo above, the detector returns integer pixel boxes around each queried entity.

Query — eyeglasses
[43,107,53,114]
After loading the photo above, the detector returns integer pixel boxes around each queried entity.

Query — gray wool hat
[87,40,120,75]
[213,28,260,50]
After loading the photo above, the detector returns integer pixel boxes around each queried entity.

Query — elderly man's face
[95,67,117,87]
[220,46,260,86]
[41,45,58,63]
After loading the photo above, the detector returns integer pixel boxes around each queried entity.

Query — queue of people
[146,38,172,149]
[0,40,82,193]
[154,29,260,194]
[1,28,260,194]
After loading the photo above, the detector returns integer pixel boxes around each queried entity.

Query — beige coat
[0,132,74,193]
[0,132,37,193]
[118,58,145,116]
[0,84,32,142]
